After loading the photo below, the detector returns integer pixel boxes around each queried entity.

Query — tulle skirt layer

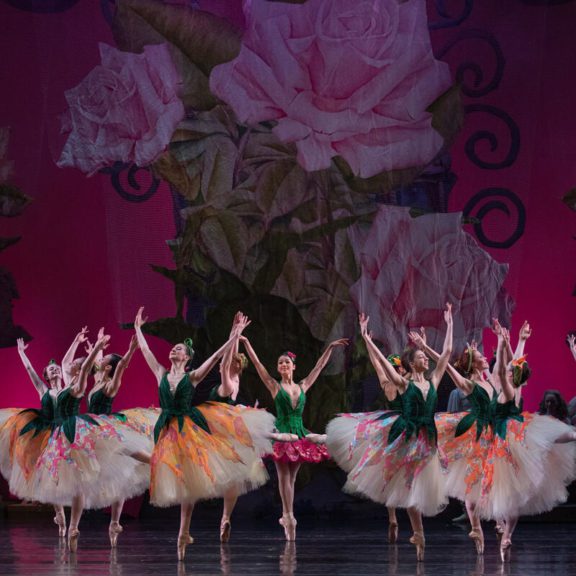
[0,409,28,481]
[150,403,274,507]
[326,412,446,516]
[436,411,576,519]
[9,408,159,508]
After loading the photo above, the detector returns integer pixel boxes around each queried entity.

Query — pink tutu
[269,438,330,463]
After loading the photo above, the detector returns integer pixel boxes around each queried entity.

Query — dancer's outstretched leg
[387,507,398,543]
[406,507,425,562]
[109,500,125,547]
[53,504,66,539]
[220,488,238,543]
[500,515,517,562]
[68,494,84,552]
[465,500,484,555]
[276,461,300,541]
[177,502,195,561]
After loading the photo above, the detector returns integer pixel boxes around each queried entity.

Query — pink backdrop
[0,0,575,411]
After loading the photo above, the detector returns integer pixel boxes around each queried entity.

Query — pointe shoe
[109,522,123,548]
[388,521,398,544]
[500,538,512,562]
[495,522,504,538]
[220,517,231,543]
[279,514,297,541]
[177,534,194,561]
[68,528,80,553]
[409,532,425,562]
[54,512,66,539]
[469,528,484,555]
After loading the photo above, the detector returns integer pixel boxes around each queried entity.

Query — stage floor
[1,514,576,576]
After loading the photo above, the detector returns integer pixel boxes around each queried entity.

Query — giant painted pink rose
[210,0,451,178]
[58,43,184,175]
[349,206,513,354]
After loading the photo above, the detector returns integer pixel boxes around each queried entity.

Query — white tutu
[436,411,576,519]
[327,411,447,516]
[16,407,159,508]
[150,403,274,507]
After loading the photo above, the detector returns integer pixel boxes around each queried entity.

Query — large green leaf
[113,1,219,110]
[118,0,242,75]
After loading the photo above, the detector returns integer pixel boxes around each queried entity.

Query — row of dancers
[1,305,575,563]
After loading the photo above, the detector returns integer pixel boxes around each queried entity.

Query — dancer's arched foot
[279,514,297,541]
[68,528,80,553]
[220,517,231,543]
[409,532,425,562]
[500,538,512,562]
[54,512,66,539]
[177,534,194,561]
[388,521,398,544]
[109,521,123,547]
[469,528,484,555]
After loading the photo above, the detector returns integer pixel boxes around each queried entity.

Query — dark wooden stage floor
[1,511,576,576]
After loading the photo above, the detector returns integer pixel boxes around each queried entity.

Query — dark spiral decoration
[428,0,474,30]
[463,188,526,248]
[436,30,505,97]
[100,162,160,203]
[2,0,80,12]
[464,104,520,169]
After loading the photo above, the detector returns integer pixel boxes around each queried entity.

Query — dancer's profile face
[169,343,190,364]
[410,350,429,372]
[472,351,489,371]
[70,358,84,377]
[44,363,62,381]
[277,355,295,377]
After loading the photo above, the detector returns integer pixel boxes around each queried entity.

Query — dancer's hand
[519,321,532,341]
[443,302,453,325]
[135,307,147,330]
[74,326,89,344]
[328,338,349,349]
[359,313,369,337]
[409,331,425,349]
[128,334,139,353]
[568,334,576,350]
[17,337,28,353]
[491,318,503,337]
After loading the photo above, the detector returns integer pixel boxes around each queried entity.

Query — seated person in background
[538,390,570,424]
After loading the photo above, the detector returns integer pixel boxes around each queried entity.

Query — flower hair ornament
[387,354,402,367]
[184,338,194,358]
[284,351,297,363]
[511,355,529,387]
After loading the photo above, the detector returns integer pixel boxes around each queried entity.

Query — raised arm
[514,321,531,360]
[189,314,249,387]
[215,313,249,396]
[569,334,576,363]
[61,326,89,388]
[429,303,454,389]
[134,307,165,384]
[300,338,348,393]
[359,314,406,390]
[240,335,278,396]
[17,338,47,397]
[492,319,513,366]
[359,315,402,392]
[409,328,473,395]
[105,335,139,397]
[71,334,110,398]
[495,328,514,402]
